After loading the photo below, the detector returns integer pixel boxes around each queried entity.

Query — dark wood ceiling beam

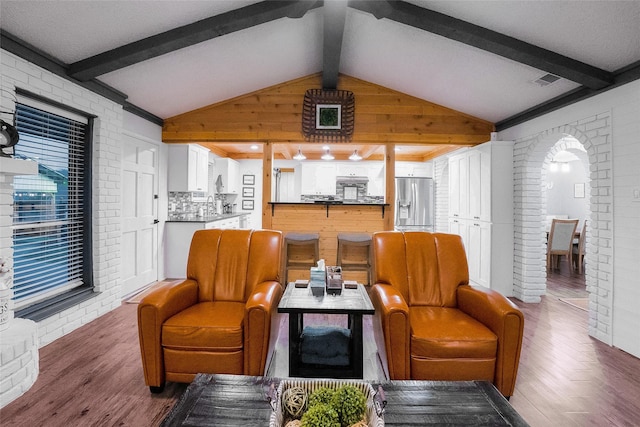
[349,0,614,90]
[322,0,348,89]
[68,0,322,81]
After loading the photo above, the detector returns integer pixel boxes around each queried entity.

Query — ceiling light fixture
[321,148,334,160]
[250,144,259,150]
[349,149,362,161]
[293,147,306,161]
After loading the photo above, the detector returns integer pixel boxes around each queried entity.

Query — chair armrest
[370,283,411,380]
[457,285,524,397]
[137,280,199,387]
[244,280,283,376]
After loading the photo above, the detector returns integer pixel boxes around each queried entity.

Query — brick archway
[512,113,613,344]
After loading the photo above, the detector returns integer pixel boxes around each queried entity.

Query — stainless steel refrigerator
[395,177,434,231]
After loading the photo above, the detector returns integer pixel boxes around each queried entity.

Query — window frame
[13,90,96,322]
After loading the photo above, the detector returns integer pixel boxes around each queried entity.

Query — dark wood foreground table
[161,374,530,426]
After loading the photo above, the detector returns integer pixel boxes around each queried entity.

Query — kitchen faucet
[206,195,215,216]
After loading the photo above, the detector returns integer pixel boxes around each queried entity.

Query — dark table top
[278,283,375,315]
[161,374,530,426]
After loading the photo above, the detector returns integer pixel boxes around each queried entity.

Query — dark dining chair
[547,218,579,271]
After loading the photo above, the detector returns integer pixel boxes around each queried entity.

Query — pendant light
[349,149,362,161]
[293,147,306,160]
[321,147,334,160]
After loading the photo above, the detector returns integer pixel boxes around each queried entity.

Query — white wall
[545,158,589,222]
[500,80,640,358]
[1,49,123,346]
[1,50,166,347]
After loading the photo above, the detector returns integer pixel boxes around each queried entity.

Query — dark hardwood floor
[2,259,639,426]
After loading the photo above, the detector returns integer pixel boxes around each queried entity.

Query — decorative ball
[282,386,308,418]
[285,420,302,427]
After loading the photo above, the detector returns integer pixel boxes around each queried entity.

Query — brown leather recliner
[138,229,283,393]
[370,231,524,397]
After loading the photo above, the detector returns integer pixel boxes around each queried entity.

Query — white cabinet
[366,162,385,197]
[396,161,432,177]
[168,144,209,193]
[447,141,513,295]
[336,164,370,177]
[165,216,242,278]
[213,158,240,194]
[301,163,336,195]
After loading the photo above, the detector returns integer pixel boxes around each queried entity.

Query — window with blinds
[12,101,92,311]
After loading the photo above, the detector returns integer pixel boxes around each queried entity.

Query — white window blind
[12,102,89,309]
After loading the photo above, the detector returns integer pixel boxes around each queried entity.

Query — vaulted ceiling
[1,1,639,160]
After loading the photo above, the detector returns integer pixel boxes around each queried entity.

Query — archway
[512,114,613,344]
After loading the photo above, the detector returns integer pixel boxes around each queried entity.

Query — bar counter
[265,201,392,282]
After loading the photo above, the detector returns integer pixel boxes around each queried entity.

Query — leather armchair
[138,229,283,393]
[370,231,524,397]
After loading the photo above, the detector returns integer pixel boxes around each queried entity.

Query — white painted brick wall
[0,318,38,408]
[1,49,123,347]
[512,113,613,344]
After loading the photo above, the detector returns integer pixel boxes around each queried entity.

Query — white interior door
[121,134,158,297]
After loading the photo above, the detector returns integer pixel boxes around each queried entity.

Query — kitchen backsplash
[168,192,235,220]
[301,181,384,203]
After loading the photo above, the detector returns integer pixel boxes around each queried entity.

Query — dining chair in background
[572,221,587,273]
[547,218,579,271]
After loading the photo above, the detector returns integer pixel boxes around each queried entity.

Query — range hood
[336,175,369,184]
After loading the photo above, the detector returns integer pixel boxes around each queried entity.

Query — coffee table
[277,282,375,379]
[161,374,530,426]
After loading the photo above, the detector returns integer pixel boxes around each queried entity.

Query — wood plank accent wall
[162,73,494,146]
[269,203,388,283]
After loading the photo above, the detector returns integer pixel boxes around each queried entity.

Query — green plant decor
[308,387,336,408]
[300,403,340,427]
[331,385,367,427]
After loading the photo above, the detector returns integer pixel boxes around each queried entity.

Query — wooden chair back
[547,218,579,271]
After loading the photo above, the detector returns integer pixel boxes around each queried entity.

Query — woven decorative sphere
[284,420,302,427]
[282,386,308,418]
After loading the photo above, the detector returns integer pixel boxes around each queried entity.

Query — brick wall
[512,113,613,344]
[1,49,123,347]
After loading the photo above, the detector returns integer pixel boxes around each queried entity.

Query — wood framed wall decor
[302,89,355,142]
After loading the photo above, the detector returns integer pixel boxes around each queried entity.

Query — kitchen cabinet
[447,141,513,295]
[165,216,242,278]
[336,163,370,177]
[168,144,209,193]
[213,158,240,194]
[366,162,384,197]
[301,162,336,195]
[396,161,432,177]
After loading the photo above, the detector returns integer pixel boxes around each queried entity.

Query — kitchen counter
[264,202,393,283]
[267,201,389,218]
[166,212,246,223]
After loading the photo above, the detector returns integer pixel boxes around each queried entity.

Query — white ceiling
[1,0,639,126]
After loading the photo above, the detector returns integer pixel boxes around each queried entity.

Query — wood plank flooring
[2,262,639,426]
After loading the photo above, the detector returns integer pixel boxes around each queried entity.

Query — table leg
[288,313,303,377]
[350,313,364,378]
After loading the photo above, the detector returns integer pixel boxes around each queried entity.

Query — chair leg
[150,384,165,394]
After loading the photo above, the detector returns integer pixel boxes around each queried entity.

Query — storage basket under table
[269,378,384,427]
